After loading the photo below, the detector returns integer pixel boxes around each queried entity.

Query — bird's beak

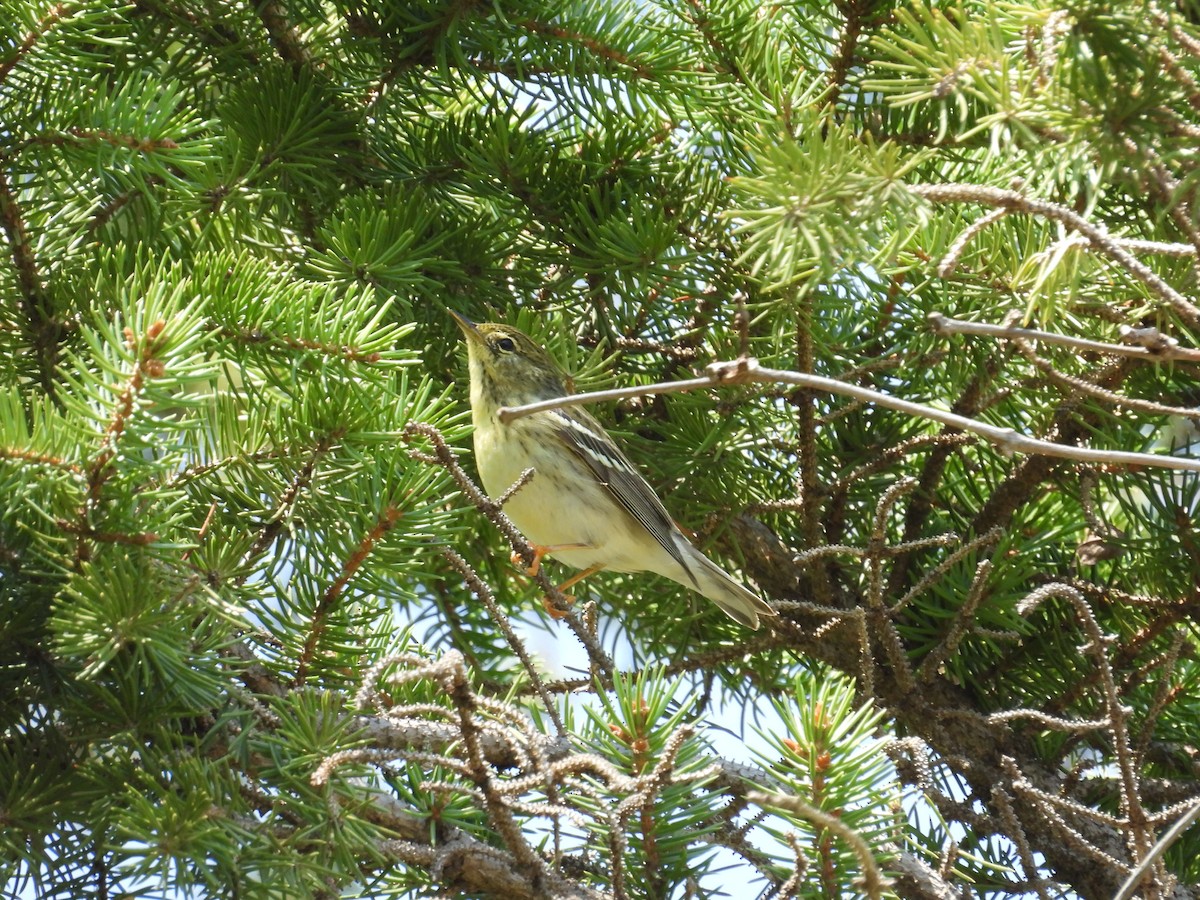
[449,309,481,342]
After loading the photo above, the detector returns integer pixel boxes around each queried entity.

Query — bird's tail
[692,553,775,630]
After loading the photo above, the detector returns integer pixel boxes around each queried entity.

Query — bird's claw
[542,593,576,619]
[511,547,547,577]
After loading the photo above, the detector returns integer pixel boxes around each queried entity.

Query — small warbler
[451,311,775,629]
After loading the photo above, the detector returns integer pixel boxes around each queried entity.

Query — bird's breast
[472,416,670,575]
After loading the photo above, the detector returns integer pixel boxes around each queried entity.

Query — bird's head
[450,311,570,412]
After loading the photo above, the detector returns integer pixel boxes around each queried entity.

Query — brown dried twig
[1018,584,1155,877]
[1114,802,1200,900]
[1009,334,1200,420]
[992,780,1054,900]
[440,546,566,736]
[916,555,995,681]
[319,650,737,896]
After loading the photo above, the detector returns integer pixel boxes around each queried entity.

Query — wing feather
[549,409,696,583]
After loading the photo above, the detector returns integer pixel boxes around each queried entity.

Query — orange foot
[510,543,594,577]
[542,592,576,619]
[540,563,605,620]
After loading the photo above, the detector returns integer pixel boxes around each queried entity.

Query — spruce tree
[2,1,1199,897]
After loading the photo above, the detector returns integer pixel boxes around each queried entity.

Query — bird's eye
[496,337,516,352]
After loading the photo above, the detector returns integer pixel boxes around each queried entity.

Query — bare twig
[497,359,1200,473]
[992,782,1053,900]
[984,709,1110,732]
[910,183,1200,327]
[890,847,963,900]
[367,794,606,899]
[938,207,1010,276]
[928,312,1200,364]
[1113,801,1200,900]
[1010,333,1200,420]
[426,651,549,877]
[827,432,975,500]
[943,229,1198,280]
[866,478,919,609]
[1018,585,1154,874]
[776,832,810,900]
[916,557,994,681]
[1134,632,1187,762]
[862,479,919,693]
[441,546,566,736]
[896,528,1000,618]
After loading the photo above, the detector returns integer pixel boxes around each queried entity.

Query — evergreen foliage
[2,0,1199,897]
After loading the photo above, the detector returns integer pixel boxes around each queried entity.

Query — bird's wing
[549,408,696,581]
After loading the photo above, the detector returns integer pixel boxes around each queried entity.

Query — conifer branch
[295,505,403,685]
[681,0,745,82]
[0,3,71,85]
[23,128,180,154]
[0,170,59,402]
[7,1,1199,895]
[87,176,165,232]
[256,0,311,69]
[245,437,335,559]
[0,447,81,474]
[910,183,1200,328]
[215,325,385,364]
[517,18,653,78]
[747,790,892,900]
[827,0,880,112]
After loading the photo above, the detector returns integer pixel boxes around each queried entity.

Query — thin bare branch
[938,207,1010,276]
[928,312,1200,364]
[498,359,1200,473]
[402,422,615,676]
[441,546,566,736]
[1113,802,1200,900]
[1010,333,1200,420]
[1018,585,1155,872]
[992,782,1053,900]
[910,182,1200,327]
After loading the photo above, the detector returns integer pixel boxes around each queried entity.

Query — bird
[450,310,776,629]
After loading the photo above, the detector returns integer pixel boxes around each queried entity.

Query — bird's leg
[511,543,593,577]
[556,563,605,595]
[541,563,605,619]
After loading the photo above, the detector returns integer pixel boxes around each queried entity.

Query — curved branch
[910,183,1200,328]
